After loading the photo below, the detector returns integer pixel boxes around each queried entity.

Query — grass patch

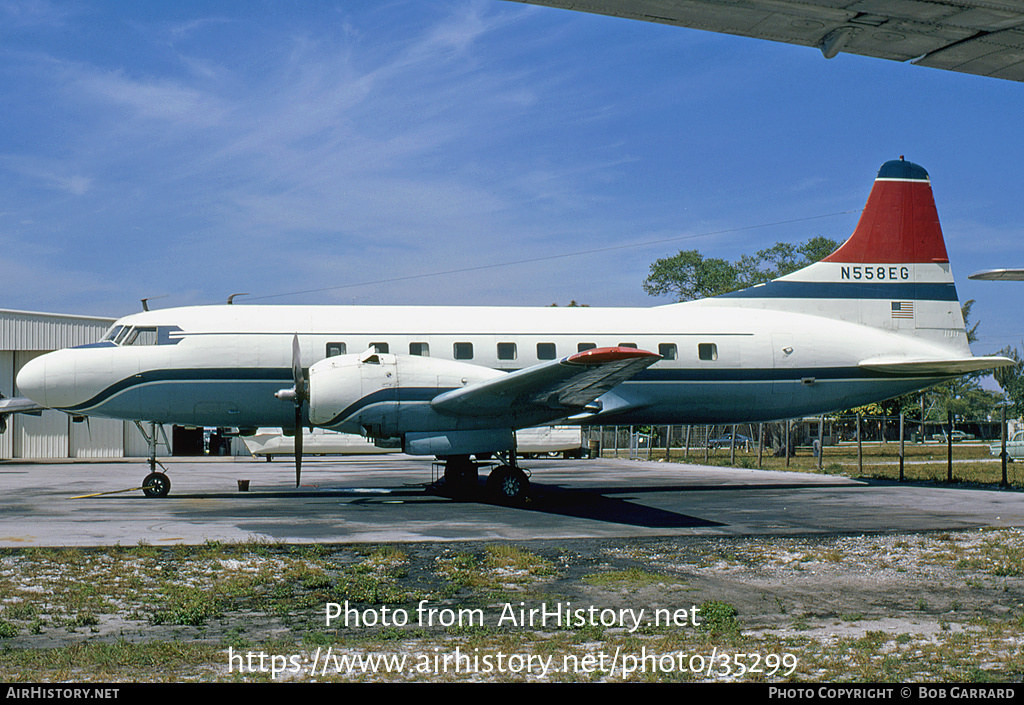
[583,567,673,588]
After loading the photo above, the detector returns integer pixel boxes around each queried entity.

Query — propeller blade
[291,334,304,400]
[291,333,305,487]
[294,403,303,488]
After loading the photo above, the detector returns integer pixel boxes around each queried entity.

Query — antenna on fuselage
[140,295,168,312]
[227,293,250,305]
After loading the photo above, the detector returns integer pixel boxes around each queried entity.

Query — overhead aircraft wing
[969,269,1024,280]
[859,355,1015,376]
[431,346,660,418]
[510,0,1024,83]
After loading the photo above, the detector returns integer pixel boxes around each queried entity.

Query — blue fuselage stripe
[717,281,958,301]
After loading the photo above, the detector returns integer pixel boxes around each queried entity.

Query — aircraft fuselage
[17,302,951,431]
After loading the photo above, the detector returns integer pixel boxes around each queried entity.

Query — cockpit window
[114,326,132,345]
[103,325,124,342]
[123,327,158,346]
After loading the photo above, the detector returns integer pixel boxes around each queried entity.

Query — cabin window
[371,342,389,354]
[497,342,517,360]
[123,327,157,346]
[409,342,429,356]
[537,342,556,360]
[326,342,346,357]
[454,342,474,360]
[577,342,596,352]
[618,342,638,349]
[698,343,718,361]
[659,343,677,360]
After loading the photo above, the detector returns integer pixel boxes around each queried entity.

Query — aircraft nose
[16,355,48,406]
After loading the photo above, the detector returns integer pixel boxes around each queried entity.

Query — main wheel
[486,466,529,503]
[142,472,171,498]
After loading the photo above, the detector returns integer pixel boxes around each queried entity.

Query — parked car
[708,434,754,449]
[931,430,975,442]
[990,431,1024,460]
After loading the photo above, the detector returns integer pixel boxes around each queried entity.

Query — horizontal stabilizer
[858,356,1014,376]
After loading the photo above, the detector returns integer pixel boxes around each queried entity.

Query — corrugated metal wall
[1,350,13,458]
[0,309,114,351]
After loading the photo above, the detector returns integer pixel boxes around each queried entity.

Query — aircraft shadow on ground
[488,482,724,528]
[104,479,864,529]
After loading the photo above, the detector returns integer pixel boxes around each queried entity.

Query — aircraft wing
[0,394,46,416]
[431,346,660,418]
[0,394,47,433]
[859,355,1015,375]
[510,0,1024,83]
[969,269,1024,280]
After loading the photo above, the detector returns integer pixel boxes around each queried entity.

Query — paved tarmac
[1,455,1022,546]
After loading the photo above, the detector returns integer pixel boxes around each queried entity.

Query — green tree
[644,237,839,302]
[993,345,1024,416]
[642,250,738,301]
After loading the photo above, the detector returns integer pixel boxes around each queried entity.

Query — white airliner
[14,159,1011,500]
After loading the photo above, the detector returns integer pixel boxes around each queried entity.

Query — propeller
[275,334,307,487]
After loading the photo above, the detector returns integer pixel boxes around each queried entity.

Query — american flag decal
[891,301,914,319]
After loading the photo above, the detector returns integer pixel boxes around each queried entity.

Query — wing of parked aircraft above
[510,0,1024,82]
[969,268,1024,280]
[431,346,660,418]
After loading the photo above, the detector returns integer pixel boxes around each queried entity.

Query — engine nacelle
[307,350,504,442]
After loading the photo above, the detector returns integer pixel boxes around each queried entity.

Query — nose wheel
[142,471,171,498]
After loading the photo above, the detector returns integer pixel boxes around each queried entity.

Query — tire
[142,472,170,498]
[486,466,529,503]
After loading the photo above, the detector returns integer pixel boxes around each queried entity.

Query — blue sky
[1,0,1021,358]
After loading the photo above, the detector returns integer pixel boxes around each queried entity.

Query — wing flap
[430,347,660,418]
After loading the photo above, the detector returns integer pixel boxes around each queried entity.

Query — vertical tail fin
[822,158,949,266]
[711,158,969,354]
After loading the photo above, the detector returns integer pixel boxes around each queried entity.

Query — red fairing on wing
[566,346,659,365]
[823,177,949,265]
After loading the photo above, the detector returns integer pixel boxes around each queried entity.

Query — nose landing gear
[136,421,171,498]
[142,471,171,498]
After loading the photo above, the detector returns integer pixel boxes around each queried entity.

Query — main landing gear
[440,453,530,503]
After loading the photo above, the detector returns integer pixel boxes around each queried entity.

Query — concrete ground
[1,455,1022,546]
